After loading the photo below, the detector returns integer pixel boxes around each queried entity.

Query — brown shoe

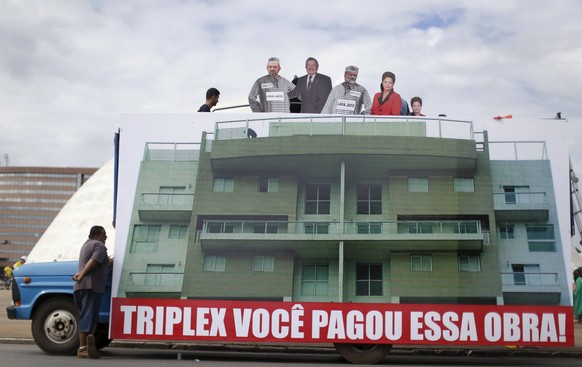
[77,347,89,359]
[86,335,101,359]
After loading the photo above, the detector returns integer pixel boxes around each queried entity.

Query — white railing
[141,193,194,206]
[488,141,548,161]
[213,116,474,142]
[493,192,547,206]
[144,142,200,161]
[201,219,482,237]
[500,272,559,286]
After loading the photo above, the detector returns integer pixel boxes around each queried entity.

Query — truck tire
[334,343,392,364]
[31,297,80,355]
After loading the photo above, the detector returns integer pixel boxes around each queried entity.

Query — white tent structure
[27,159,115,263]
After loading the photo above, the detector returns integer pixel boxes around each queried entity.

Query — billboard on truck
[112,112,573,363]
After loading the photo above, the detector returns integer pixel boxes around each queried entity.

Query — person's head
[89,225,107,243]
[266,57,281,77]
[305,57,319,76]
[344,65,359,86]
[380,71,396,93]
[411,96,423,115]
[19,256,26,263]
[205,88,220,107]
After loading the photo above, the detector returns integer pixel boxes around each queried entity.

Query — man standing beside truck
[72,225,111,359]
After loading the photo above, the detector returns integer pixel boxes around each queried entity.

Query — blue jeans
[74,289,102,333]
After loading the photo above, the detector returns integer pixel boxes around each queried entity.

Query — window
[158,186,186,205]
[213,178,234,192]
[526,225,555,252]
[504,186,530,204]
[304,223,329,234]
[131,225,161,253]
[253,223,278,234]
[411,255,432,271]
[511,264,541,285]
[305,184,331,214]
[169,225,188,239]
[145,264,175,286]
[258,177,279,193]
[454,177,475,192]
[356,263,383,296]
[408,178,428,192]
[252,256,274,272]
[207,222,234,233]
[301,264,329,296]
[499,225,515,239]
[402,222,434,234]
[357,185,382,214]
[357,223,382,234]
[456,222,479,234]
[203,255,226,272]
[458,255,481,272]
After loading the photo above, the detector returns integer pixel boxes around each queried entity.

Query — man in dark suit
[296,57,332,114]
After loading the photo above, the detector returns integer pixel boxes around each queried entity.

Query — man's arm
[286,79,300,99]
[248,80,263,112]
[321,87,336,114]
[73,259,100,282]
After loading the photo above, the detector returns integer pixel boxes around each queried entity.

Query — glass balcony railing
[500,272,559,287]
[212,116,475,142]
[200,220,483,238]
[143,142,200,161]
[141,193,194,206]
[127,271,184,292]
[493,192,547,206]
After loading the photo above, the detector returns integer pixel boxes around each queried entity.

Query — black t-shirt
[198,104,211,112]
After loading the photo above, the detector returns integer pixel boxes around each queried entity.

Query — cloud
[0,0,581,169]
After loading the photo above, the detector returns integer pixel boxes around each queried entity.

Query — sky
[1,0,582,171]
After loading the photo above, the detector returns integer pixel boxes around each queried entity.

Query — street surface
[2,344,582,366]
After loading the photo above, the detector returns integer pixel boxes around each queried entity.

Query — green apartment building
[118,116,569,307]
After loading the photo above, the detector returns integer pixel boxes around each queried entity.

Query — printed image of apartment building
[117,115,569,307]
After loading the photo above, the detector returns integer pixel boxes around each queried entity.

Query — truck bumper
[6,305,16,320]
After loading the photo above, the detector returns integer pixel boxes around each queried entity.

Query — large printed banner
[111,298,574,346]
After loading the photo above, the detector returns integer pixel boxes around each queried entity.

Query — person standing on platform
[248,57,299,112]
[198,88,220,112]
[322,65,371,115]
[296,57,332,114]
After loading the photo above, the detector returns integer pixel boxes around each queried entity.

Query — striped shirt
[321,82,372,115]
[248,75,299,113]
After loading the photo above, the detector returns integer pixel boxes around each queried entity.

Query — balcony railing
[493,192,547,206]
[488,141,548,161]
[141,193,194,206]
[143,142,200,161]
[500,272,559,286]
[127,271,184,292]
[201,220,483,238]
[212,116,474,142]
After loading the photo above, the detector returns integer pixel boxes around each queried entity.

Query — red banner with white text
[111,298,574,347]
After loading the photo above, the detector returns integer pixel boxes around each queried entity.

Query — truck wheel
[334,343,392,364]
[31,297,79,355]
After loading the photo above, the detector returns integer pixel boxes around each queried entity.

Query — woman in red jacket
[371,71,402,115]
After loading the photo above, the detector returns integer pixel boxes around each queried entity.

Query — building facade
[0,166,96,267]
[117,116,569,306]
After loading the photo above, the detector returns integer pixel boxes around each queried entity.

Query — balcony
[138,193,194,222]
[199,220,484,252]
[501,272,562,305]
[125,271,184,294]
[207,116,478,177]
[493,192,549,222]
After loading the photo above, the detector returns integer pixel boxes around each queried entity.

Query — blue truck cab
[6,260,112,355]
